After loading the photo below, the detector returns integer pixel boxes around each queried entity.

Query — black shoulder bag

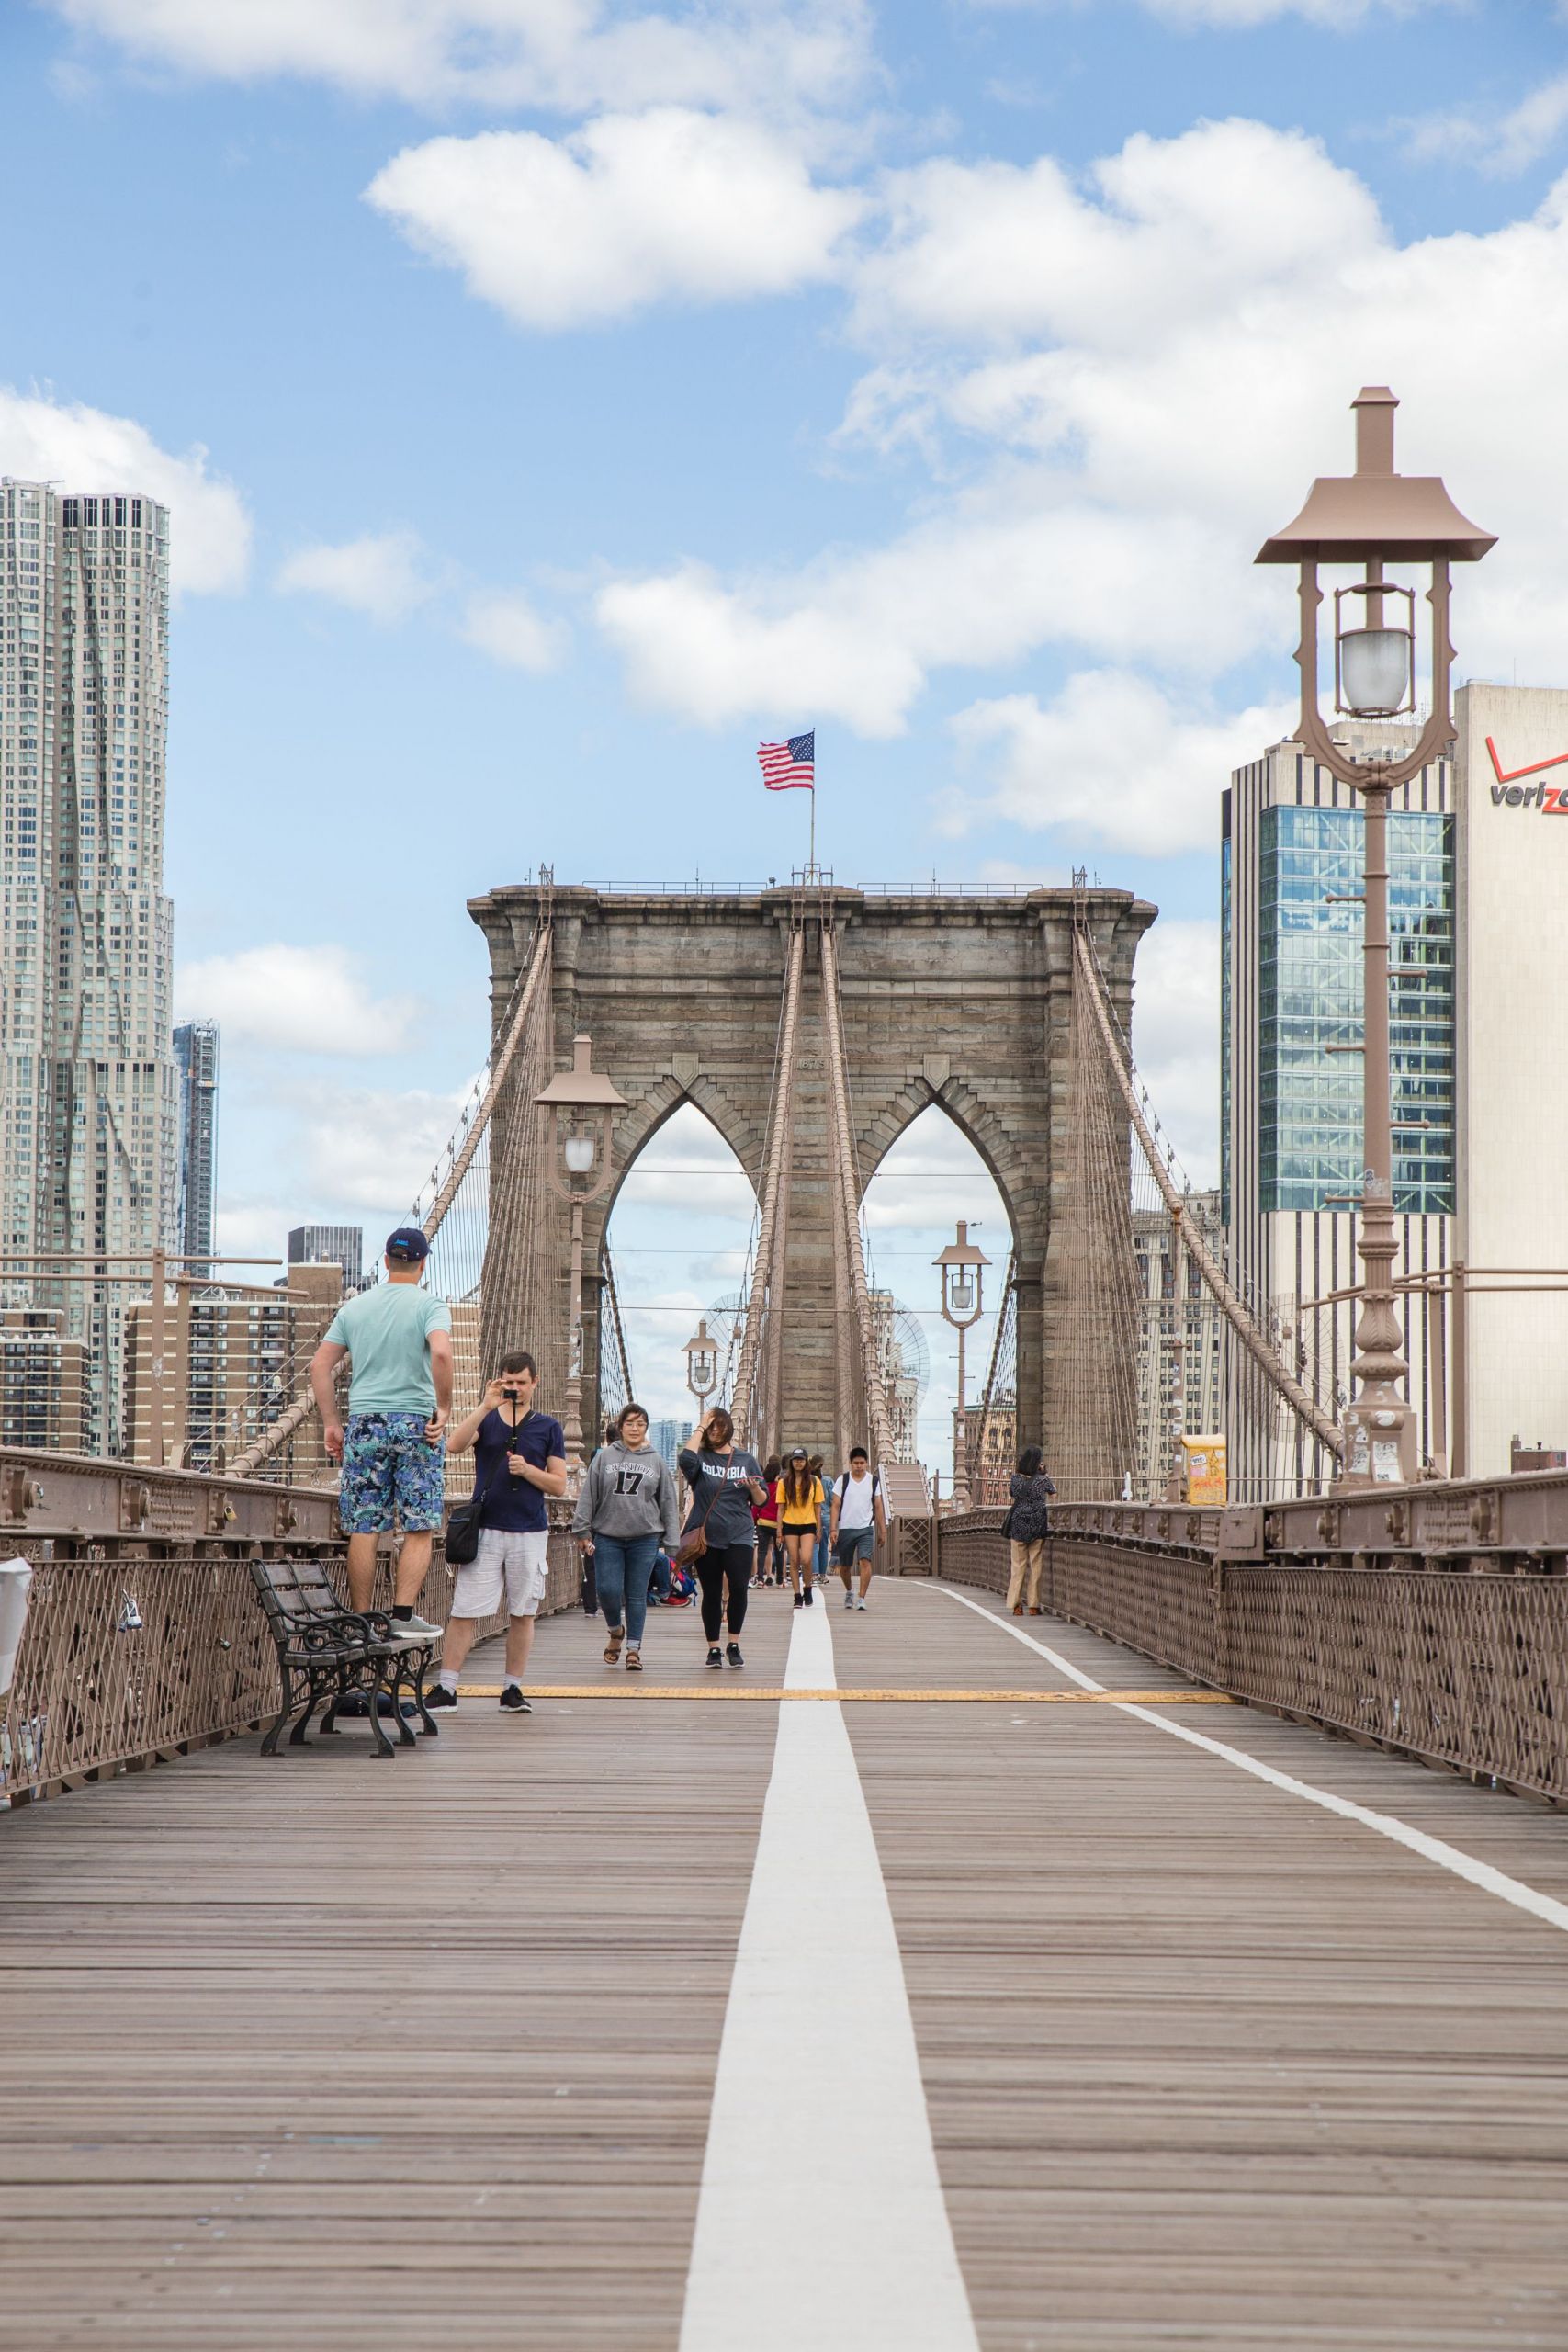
[445,1412,527,1566]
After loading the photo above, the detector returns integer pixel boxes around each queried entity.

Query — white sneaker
[855,1596,868,1610]
[843,1590,854,1609]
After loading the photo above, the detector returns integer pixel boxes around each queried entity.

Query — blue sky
[4,0,1567,1446]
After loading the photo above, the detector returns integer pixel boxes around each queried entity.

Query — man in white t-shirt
[829,1446,887,1609]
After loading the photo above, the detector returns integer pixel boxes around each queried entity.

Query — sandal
[604,1629,625,1665]
[626,1647,643,1672]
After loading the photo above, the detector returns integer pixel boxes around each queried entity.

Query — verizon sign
[1486,736,1568,811]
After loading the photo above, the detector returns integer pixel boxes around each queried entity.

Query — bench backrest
[248,1558,350,1637]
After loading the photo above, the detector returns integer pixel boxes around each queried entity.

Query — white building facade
[1,480,179,1453]
[1453,683,1568,1475]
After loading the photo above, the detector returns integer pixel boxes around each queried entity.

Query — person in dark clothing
[751,1455,783,1588]
[1007,1444,1056,1615]
[678,1408,767,1669]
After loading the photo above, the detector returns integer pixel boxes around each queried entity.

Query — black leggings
[696,1543,752,1643]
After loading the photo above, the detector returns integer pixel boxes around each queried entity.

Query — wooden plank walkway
[4,1577,1568,2349]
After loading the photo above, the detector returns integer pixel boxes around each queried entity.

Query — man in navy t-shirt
[429,1351,567,1714]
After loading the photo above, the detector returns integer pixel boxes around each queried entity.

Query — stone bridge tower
[468,883,1155,1483]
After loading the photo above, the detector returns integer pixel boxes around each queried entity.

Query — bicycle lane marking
[678,1597,981,2352]
[927,1582,1568,1938]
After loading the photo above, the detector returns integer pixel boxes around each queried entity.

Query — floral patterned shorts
[338,1413,446,1535]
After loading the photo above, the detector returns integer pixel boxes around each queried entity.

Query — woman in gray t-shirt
[678,1408,767,1670]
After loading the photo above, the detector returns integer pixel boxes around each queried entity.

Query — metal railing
[932,1470,1568,1805]
[573,879,1044,899]
[0,1447,581,1804]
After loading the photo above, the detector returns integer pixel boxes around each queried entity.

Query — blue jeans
[649,1551,672,1603]
[816,1510,831,1579]
[592,1532,659,1645]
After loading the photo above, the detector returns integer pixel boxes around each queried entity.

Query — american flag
[758,731,815,791]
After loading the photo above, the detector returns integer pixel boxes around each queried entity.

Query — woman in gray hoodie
[572,1403,682,1670]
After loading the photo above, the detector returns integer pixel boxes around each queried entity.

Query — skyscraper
[174,1019,219,1268]
[1,480,179,1453]
[288,1224,364,1290]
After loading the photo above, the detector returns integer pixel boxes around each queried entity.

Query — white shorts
[451,1526,550,1620]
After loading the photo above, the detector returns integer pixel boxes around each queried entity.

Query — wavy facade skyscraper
[1,479,179,1453]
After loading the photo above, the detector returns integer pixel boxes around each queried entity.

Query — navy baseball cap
[385,1226,430,1263]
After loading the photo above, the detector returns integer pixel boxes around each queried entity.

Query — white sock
[438,1668,459,1693]
[503,1674,523,1691]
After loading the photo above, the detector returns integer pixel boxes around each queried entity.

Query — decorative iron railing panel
[2,1528,581,1804]
[934,1499,1568,1804]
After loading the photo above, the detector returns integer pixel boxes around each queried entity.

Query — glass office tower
[1222,727,1453,1498]
[1257,807,1454,1214]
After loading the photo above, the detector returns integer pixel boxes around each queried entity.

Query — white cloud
[855,119,1382,349]
[1402,74,1568,177]
[47,0,874,114]
[212,1199,293,1265]
[599,120,1568,742]
[276,528,438,625]
[862,1100,1010,1239]
[1130,917,1221,1190]
[598,494,1270,735]
[367,109,863,331]
[299,1082,468,1213]
[973,857,1074,887]
[175,945,418,1054]
[459,589,569,672]
[0,386,250,594]
[971,0,1446,20]
[943,672,1292,855]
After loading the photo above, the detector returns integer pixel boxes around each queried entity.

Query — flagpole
[808,784,816,877]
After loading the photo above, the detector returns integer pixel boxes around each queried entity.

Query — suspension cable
[731,923,805,1446]
[230,915,555,1481]
[1073,925,1344,1460]
[820,924,896,1465]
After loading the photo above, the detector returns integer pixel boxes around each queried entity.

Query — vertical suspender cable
[820,924,896,1468]
[732,925,804,1448]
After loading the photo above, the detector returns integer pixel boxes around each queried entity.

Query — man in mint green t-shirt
[310,1226,454,1639]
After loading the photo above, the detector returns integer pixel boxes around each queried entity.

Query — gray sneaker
[843,1589,854,1608]
[855,1596,868,1611]
[389,1612,443,1643]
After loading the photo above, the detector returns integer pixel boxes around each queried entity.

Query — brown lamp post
[935,1220,989,1510]
[1258,387,1495,1487]
[535,1034,626,1480]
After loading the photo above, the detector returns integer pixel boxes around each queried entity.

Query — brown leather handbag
[674,1467,720,1569]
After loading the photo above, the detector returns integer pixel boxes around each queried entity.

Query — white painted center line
[930,1582,1568,1939]
[679,1600,981,2352]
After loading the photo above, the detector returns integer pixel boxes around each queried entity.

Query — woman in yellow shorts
[779,1445,825,1607]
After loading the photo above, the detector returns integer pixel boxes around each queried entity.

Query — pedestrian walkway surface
[6,1577,1568,2349]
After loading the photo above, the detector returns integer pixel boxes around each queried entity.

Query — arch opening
[602,1099,759,1454]
[858,1101,1013,1495]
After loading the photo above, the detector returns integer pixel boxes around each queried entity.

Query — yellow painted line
[456,1684,1235,1704]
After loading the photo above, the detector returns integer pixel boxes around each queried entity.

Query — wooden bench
[249,1560,440,1760]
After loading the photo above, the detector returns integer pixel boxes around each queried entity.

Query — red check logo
[1486,735,1568,784]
